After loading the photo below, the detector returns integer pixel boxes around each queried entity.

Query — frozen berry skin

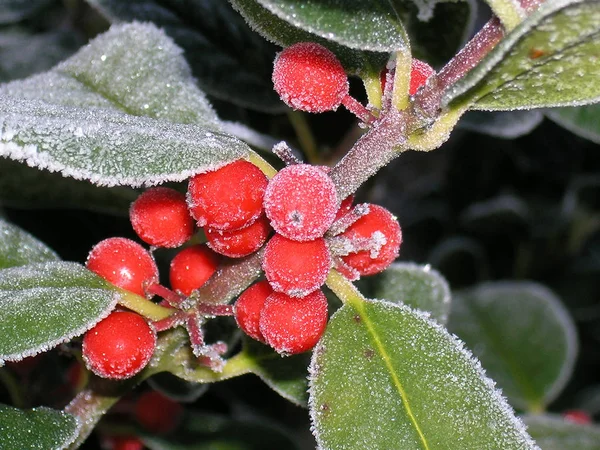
[263,234,331,297]
[234,280,273,342]
[187,160,268,231]
[260,290,328,355]
[130,187,194,248]
[562,409,592,424]
[206,215,271,258]
[264,164,338,242]
[340,204,402,276]
[86,237,158,297]
[169,245,219,296]
[82,311,157,380]
[135,390,183,434]
[409,59,435,96]
[273,42,348,113]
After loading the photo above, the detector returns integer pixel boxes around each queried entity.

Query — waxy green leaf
[0,218,59,269]
[448,282,578,411]
[546,104,600,144]
[87,0,283,113]
[445,0,600,110]
[523,414,600,449]
[0,404,78,450]
[0,23,252,187]
[374,262,451,323]
[310,300,537,450]
[0,262,117,364]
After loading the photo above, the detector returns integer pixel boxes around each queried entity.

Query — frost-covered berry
[273,42,348,113]
[86,237,158,297]
[206,215,271,258]
[260,290,328,355]
[169,245,219,296]
[130,187,194,248]
[187,160,268,231]
[409,59,435,96]
[264,164,338,241]
[263,234,331,297]
[135,390,183,434]
[234,280,273,342]
[340,204,401,276]
[82,311,156,380]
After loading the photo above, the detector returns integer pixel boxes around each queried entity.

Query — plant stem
[362,72,383,110]
[248,152,278,178]
[325,269,367,309]
[329,106,407,200]
[168,349,256,384]
[392,49,412,111]
[487,0,525,31]
[116,289,173,321]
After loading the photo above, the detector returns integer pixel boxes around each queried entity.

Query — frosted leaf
[448,282,578,411]
[523,414,600,449]
[0,404,78,450]
[309,300,539,450]
[546,103,600,144]
[0,218,59,269]
[458,110,544,138]
[0,261,118,364]
[0,23,253,187]
[87,0,284,113]
[444,0,600,110]
[374,262,451,324]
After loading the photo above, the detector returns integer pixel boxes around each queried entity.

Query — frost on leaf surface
[0,218,59,269]
[448,282,578,411]
[0,261,117,364]
[0,23,252,187]
[0,404,78,450]
[374,262,451,324]
[309,300,539,450]
[444,0,600,110]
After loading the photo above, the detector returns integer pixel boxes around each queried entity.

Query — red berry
[82,311,156,380]
[334,195,355,221]
[86,237,158,297]
[263,234,331,297]
[135,390,183,434]
[272,42,348,113]
[340,204,402,276]
[234,280,273,342]
[102,435,144,450]
[169,245,219,296]
[264,164,338,241]
[409,59,435,96]
[259,290,328,355]
[130,187,194,248]
[563,409,592,424]
[206,215,271,258]
[187,160,268,231]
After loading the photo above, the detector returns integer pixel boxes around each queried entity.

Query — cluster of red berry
[80,41,410,379]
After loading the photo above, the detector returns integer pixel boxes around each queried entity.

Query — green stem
[116,289,173,321]
[287,110,320,164]
[392,49,412,111]
[0,368,25,408]
[489,0,525,31]
[362,72,383,110]
[248,152,277,178]
[161,349,255,384]
[325,270,367,309]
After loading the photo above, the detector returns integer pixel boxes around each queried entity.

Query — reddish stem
[146,283,185,308]
[196,303,234,316]
[152,312,186,332]
[341,95,376,124]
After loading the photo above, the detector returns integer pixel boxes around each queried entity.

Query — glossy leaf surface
[0,218,59,269]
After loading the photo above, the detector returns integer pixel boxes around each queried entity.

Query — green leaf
[0,0,54,24]
[459,110,543,138]
[229,0,388,75]
[310,300,537,450]
[251,0,409,52]
[242,337,310,407]
[87,0,284,113]
[444,0,600,110]
[546,104,600,144]
[0,404,78,450]
[459,194,530,236]
[0,261,118,364]
[523,414,600,450]
[0,158,138,215]
[373,262,451,324]
[143,411,301,450]
[448,282,578,412]
[0,23,252,187]
[0,218,59,269]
